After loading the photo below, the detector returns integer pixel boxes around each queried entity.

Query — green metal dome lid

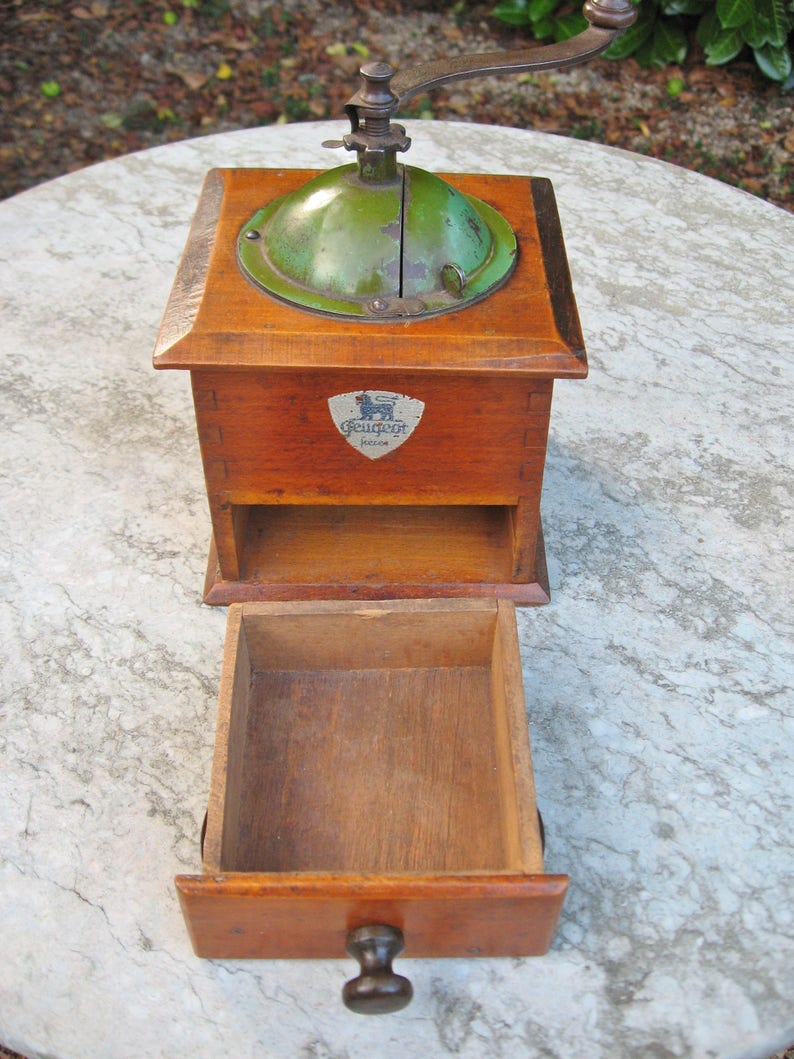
[237,163,517,320]
[234,1,636,321]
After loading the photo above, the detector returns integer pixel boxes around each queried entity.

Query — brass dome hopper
[237,0,636,320]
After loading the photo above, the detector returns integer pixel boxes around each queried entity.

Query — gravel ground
[1,0,792,210]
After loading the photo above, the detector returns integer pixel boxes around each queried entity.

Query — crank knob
[342,924,413,1015]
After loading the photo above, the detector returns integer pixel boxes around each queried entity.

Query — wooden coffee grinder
[154,0,635,1015]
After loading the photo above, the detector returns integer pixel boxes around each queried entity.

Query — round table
[1,122,792,1059]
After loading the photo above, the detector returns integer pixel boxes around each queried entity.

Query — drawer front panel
[175,872,568,959]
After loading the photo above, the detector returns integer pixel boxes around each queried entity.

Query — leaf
[552,11,587,40]
[753,42,793,79]
[40,81,61,98]
[532,15,555,37]
[527,0,559,20]
[715,0,753,28]
[743,11,771,46]
[661,0,707,13]
[634,35,659,67]
[100,112,124,128]
[696,8,722,44]
[704,25,745,63]
[604,4,656,58]
[175,67,210,90]
[750,0,793,47]
[652,17,689,63]
[215,62,233,80]
[492,0,533,25]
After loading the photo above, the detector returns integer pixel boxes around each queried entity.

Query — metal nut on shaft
[583,0,637,29]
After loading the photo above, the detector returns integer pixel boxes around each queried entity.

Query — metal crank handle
[392,0,636,105]
[342,0,637,128]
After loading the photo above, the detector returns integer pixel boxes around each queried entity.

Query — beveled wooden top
[153,168,587,377]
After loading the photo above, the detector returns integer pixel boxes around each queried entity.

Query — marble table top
[1,121,792,1059]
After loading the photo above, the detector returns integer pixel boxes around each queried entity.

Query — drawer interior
[203,599,545,877]
[238,504,517,586]
[202,504,551,606]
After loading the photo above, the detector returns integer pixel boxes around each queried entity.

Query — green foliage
[491,0,586,41]
[491,0,794,83]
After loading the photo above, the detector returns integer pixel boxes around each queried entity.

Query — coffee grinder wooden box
[153,168,586,607]
[153,165,582,1008]
[150,4,653,1006]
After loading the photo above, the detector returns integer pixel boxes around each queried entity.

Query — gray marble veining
[0,122,792,1059]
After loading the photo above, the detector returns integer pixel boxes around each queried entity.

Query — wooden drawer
[175,599,567,980]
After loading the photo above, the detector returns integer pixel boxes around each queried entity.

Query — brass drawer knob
[342,924,413,1014]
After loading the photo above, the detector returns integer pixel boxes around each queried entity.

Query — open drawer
[175,599,567,1006]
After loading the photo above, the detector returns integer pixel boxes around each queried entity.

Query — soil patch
[2,0,792,210]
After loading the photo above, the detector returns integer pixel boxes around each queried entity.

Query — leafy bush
[491,0,794,84]
[492,0,588,40]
